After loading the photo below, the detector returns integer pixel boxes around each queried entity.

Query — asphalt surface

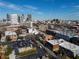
[16,54,49,59]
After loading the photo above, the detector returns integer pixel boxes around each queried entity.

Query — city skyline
[0,0,79,20]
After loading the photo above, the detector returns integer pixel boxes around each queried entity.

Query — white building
[10,14,19,24]
[28,28,39,35]
[48,39,79,57]
[5,31,17,36]
[9,51,16,59]
[59,39,79,57]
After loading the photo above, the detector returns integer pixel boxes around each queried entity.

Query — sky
[0,0,79,20]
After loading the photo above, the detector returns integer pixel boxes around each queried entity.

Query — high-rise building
[18,15,21,23]
[26,14,32,21]
[3,18,6,22]
[19,14,25,23]
[10,14,19,24]
[7,14,10,21]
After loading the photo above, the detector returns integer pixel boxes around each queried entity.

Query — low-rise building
[5,31,17,42]
[59,39,79,58]
[39,24,48,32]
[47,40,59,52]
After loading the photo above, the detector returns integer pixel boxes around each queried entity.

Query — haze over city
[0,0,79,59]
[0,0,79,20]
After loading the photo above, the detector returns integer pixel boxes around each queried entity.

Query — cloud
[73,5,79,8]
[0,2,21,10]
[7,4,20,10]
[37,11,43,14]
[0,2,38,11]
[24,5,38,10]
[0,1,43,15]
[0,2,6,6]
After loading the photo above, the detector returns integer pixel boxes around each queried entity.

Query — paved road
[35,40,60,59]
[37,56,49,59]
[16,54,49,59]
[26,34,60,59]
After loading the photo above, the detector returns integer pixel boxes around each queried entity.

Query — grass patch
[5,46,13,56]
[17,48,37,57]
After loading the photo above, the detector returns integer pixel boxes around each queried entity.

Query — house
[6,25,20,31]
[39,24,48,32]
[46,40,59,52]
[5,31,17,42]
[27,28,39,35]
[59,39,79,58]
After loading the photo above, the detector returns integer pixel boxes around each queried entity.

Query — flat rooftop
[47,39,79,56]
